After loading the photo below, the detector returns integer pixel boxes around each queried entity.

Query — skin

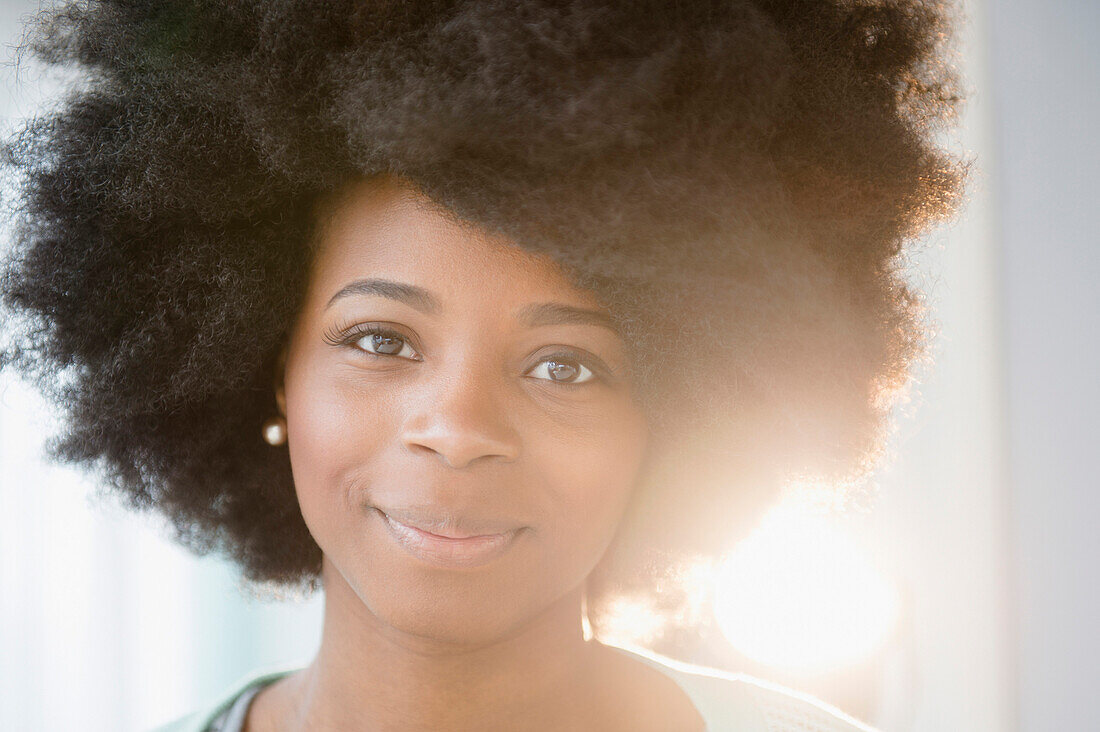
[246,175,706,731]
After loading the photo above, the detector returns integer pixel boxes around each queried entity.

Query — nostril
[402,429,518,469]
[400,405,519,467]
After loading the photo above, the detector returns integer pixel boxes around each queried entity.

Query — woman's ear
[274,345,288,418]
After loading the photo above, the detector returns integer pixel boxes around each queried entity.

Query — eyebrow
[516,301,620,336]
[325,277,620,335]
[326,278,441,314]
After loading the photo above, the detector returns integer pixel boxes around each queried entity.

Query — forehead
[307,176,599,309]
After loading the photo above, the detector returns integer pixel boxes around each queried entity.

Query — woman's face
[279,176,649,644]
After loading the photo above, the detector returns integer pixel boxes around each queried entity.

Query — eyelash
[321,322,612,386]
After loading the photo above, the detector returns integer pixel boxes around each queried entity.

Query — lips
[377,506,519,539]
[373,507,522,569]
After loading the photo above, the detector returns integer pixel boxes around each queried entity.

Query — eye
[352,327,420,360]
[527,355,597,385]
[323,322,422,360]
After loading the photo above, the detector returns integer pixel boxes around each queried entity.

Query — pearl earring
[262,415,287,446]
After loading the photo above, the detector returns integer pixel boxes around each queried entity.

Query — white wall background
[989,1,1100,729]
[1,1,1095,730]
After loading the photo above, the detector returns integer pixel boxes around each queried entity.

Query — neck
[270,560,600,731]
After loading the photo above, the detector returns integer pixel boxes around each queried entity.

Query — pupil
[373,334,404,355]
[548,360,578,381]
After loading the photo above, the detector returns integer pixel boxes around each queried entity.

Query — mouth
[373,507,523,569]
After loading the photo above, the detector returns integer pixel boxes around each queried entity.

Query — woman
[0,1,967,730]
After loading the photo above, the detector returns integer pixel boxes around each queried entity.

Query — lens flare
[713,500,898,672]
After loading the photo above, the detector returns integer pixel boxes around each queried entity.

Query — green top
[148,643,876,732]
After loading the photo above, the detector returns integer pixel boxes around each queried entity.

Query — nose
[399,365,520,469]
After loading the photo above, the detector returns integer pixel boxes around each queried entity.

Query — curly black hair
[0,0,967,618]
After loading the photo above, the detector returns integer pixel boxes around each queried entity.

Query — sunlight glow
[593,556,715,648]
[597,596,667,646]
[713,499,898,673]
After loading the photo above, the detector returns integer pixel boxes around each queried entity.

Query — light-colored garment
[149,643,877,732]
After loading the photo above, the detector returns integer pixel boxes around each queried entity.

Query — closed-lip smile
[374,507,522,569]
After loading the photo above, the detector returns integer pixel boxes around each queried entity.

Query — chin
[364,581,535,648]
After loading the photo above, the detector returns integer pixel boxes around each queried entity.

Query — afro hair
[0,0,968,621]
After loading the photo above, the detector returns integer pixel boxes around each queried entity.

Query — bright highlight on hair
[712,499,899,672]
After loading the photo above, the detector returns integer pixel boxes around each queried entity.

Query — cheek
[532,404,648,555]
[284,367,400,549]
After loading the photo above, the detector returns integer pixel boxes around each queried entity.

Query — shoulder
[147,651,876,732]
[146,664,302,732]
[604,643,879,732]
